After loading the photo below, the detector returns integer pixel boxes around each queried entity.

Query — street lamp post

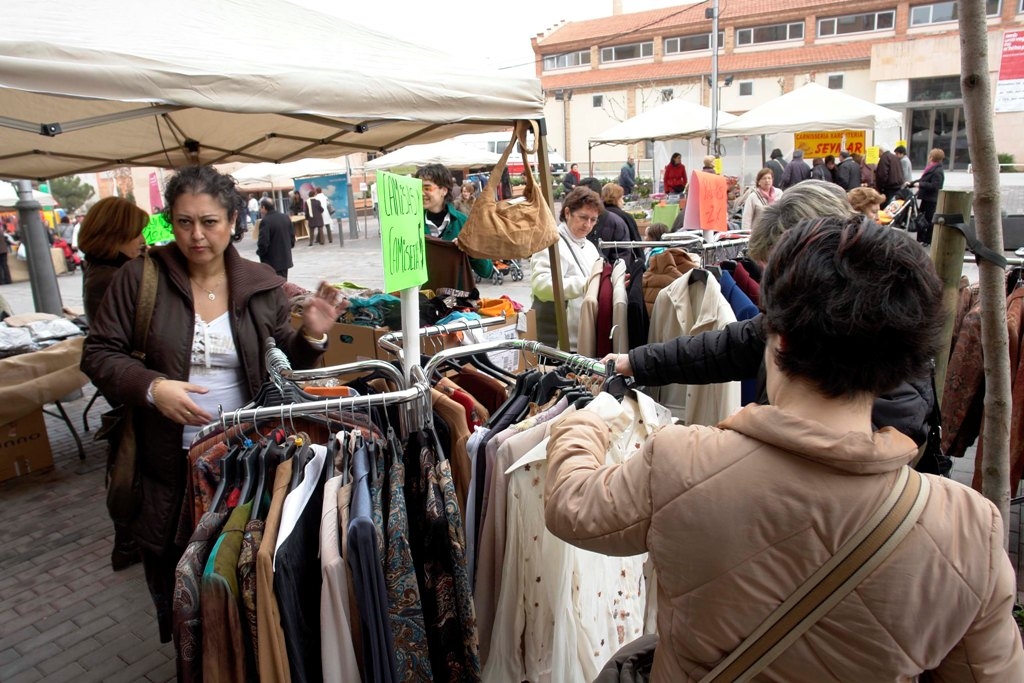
[708,0,721,155]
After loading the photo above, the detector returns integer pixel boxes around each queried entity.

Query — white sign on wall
[996,31,1024,113]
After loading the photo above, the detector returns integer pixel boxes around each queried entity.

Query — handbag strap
[129,254,159,362]
[560,232,588,275]
[480,121,542,200]
[700,466,930,683]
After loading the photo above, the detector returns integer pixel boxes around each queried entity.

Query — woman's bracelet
[147,376,167,406]
[302,329,328,345]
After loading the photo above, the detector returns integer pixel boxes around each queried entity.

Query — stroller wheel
[492,272,503,285]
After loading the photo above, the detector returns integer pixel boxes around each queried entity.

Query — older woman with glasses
[530,185,604,350]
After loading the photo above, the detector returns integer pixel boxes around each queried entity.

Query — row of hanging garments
[170,350,521,683]
[941,269,1024,496]
[581,237,761,426]
[169,334,666,683]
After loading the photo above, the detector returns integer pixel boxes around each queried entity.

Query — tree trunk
[959,0,1012,547]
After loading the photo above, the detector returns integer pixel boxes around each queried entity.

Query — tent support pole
[17,180,63,314]
[761,134,767,166]
[536,120,569,350]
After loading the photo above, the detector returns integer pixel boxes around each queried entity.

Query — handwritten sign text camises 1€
[378,171,427,292]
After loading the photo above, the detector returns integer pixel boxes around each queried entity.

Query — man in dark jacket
[605,181,935,451]
[779,149,811,189]
[256,198,294,279]
[765,149,786,189]
[874,145,905,206]
[834,150,860,191]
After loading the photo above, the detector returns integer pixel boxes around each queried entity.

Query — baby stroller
[475,259,524,285]
[884,187,920,233]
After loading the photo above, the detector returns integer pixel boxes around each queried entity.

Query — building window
[542,50,591,71]
[828,74,844,89]
[736,22,804,46]
[910,0,1000,26]
[909,75,962,101]
[663,32,725,54]
[818,10,895,36]
[739,81,753,96]
[593,95,604,107]
[600,41,654,63]
[661,89,674,102]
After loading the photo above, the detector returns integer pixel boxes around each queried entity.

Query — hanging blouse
[183,312,246,449]
[484,391,673,683]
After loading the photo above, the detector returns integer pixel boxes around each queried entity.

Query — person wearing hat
[780,149,811,189]
[835,150,861,191]
[766,148,786,190]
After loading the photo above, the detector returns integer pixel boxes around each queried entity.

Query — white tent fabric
[0,0,544,179]
[0,182,55,208]
[365,141,503,171]
[232,159,349,189]
[590,99,739,145]
[718,83,903,137]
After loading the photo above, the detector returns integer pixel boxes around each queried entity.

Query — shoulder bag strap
[129,254,159,362]
[559,232,587,275]
[700,467,930,683]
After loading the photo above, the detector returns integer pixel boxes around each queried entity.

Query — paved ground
[0,221,1019,681]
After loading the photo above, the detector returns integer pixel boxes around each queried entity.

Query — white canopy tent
[0,0,544,180]
[0,0,579,348]
[590,99,738,145]
[232,158,349,190]
[0,183,55,208]
[588,99,738,193]
[718,82,903,136]
[365,140,503,172]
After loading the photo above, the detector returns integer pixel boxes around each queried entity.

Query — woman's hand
[301,281,343,339]
[601,353,633,377]
[152,379,211,425]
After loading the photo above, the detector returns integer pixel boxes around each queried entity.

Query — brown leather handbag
[458,121,558,260]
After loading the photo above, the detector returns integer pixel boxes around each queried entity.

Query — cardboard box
[292,315,391,367]
[0,409,54,482]
[292,308,536,372]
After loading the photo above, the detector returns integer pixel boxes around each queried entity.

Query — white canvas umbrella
[589,99,739,145]
[718,82,903,136]
[365,140,503,172]
[0,0,544,180]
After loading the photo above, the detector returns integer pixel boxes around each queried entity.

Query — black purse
[914,366,952,477]
[95,254,159,524]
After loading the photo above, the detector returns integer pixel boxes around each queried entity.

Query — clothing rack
[287,359,407,390]
[422,338,608,381]
[191,339,425,445]
[377,315,511,360]
[597,237,703,250]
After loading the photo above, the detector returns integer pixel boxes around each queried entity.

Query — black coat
[916,164,945,204]
[256,208,295,273]
[765,158,786,189]
[835,158,861,191]
[628,313,934,446]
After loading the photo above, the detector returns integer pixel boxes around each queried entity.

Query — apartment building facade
[531,0,1024,173]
